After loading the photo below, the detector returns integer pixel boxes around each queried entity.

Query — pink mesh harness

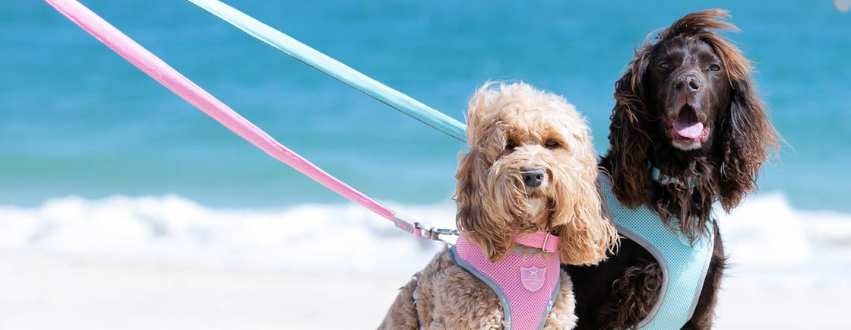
[451,233,561,330]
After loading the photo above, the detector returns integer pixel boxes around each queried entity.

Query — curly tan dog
[380,82,618,330]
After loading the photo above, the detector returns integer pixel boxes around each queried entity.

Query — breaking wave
[1,193,849,288]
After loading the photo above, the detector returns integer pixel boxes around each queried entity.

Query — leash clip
[414,222,459,243]
[394,215,458,244]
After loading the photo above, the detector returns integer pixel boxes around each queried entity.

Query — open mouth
[663,104,710,145]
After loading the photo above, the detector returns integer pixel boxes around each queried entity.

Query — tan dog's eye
[708,64,721,72]
[506,140,517,150]
[545,140,560,149]
[506,140,517,151]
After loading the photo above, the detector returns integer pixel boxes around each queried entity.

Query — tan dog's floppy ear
[556,184,618,266]
[454,82,514,262]
[554,129,618,265]
[454,149,513,262]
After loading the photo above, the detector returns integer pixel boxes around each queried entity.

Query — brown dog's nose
[676,74,701,92]
[521,168,545,188]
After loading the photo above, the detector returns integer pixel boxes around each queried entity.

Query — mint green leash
[185,0,467,143]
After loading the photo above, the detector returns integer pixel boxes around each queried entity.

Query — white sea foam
[716,193,851,289]
[1,193,849,288]
[0,195,454,276]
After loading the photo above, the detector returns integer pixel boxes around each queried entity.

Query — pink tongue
[673,119,704,139]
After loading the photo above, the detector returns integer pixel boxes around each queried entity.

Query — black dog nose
[676,74,701,92]
[521,168,545,188]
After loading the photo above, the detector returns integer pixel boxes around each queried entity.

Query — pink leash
[44,0,455,241]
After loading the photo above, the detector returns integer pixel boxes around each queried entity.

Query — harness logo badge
[520,266,546,292]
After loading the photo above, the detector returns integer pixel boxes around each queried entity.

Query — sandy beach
[4,1,849,329]
[0,253,847,330]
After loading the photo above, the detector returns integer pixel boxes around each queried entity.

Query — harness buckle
[542,233,551,253]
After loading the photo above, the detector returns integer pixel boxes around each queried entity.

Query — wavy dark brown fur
[566,9,780,330]
[602,9,779,240]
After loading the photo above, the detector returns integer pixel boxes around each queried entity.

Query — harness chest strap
[599,173,715,330]
[452,234,561,330]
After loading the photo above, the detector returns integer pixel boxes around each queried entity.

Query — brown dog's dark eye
[659,62,670,69]
[709,64,721,72]
[506,140,517,151]
[545,140,560,149]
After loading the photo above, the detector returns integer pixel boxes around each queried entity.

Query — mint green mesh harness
[600,173,714,329]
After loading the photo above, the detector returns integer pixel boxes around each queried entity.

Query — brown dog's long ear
[454,149,513,261]
[691,26,781,212]
[716,70,780,212]
[602,51,655,209]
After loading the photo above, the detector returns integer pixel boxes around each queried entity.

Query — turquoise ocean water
[1,0,849,212]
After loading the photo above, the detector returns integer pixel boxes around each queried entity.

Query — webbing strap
[184,0,468,143]
[44,0,444,239]
[599,173,714,329]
